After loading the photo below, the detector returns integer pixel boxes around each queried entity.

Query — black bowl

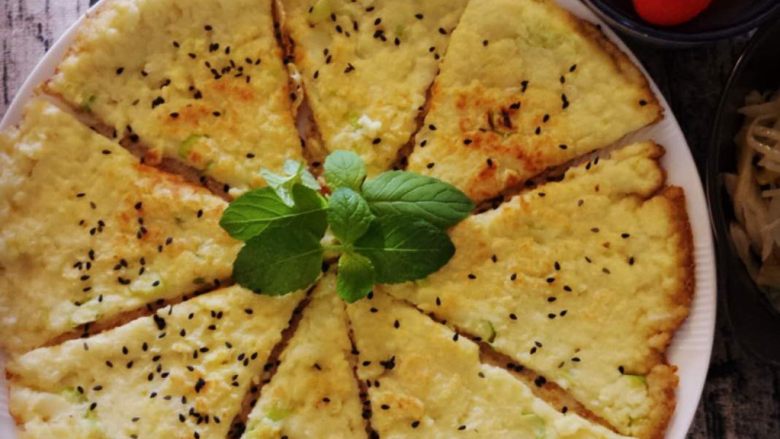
[583,0,780,47]
[707,20,780,365]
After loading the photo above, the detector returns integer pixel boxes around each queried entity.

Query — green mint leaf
[362,171,474,228]
[233,228,323,295]
[353,215,455,284]
[220,185,327,241]
[261,159,320,206]
[283,159,320,191]
[323,150,366,191]
[327,188,374,244]
[337,252,375,303]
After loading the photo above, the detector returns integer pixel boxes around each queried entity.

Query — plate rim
[0,1,717,438]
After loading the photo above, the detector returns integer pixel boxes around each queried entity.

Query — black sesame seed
[153,315,166,330]
[194,378,206,393]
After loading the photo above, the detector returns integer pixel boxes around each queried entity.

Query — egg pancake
[44,0,302,193]
[406,0,662,202]
[384,142,693,438]
[348,291,630,438]
[280,0,468,174]
[7,286,303,439]
[0,99,240,354]
[243,274,365,439]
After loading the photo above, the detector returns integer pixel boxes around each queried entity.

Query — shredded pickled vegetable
[728,90,780,311]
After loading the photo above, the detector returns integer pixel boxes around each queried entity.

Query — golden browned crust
[633,186,693,439]
[663,186,696,318]
[643,364,680,439]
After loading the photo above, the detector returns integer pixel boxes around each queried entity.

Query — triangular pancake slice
[0,99,240,354]
[7,286,304,439]
[281,0,468,174]
[385,142,693,438]
[243,274,365,439]
[45,0,302,192]
[407,0,662,202]
[348,291,628,438]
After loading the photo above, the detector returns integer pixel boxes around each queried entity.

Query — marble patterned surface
[1,1,778,438]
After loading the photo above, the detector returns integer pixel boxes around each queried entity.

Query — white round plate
[0,1,716,438]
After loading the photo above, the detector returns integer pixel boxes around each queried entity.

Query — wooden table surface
[1,1,779,438]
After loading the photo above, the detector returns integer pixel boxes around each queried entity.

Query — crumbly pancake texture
[45,0,302,193]
[7,286,303,439]
[348,291,630,439]
[385,142,693,438]
[243,274,365,439]
[407,0,662,202]
[0,99,240,354]
[281,0,468,174]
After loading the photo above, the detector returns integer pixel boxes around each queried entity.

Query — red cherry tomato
[633,0,713,26]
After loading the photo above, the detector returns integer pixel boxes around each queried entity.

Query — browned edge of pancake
[562,6,663,125]
[636,185,694,439]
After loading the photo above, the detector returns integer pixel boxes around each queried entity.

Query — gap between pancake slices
[24,2,680,437]
[392,295,618,432]
[227,290,315,438]
[40,278,232,349]
[344,309,383,439]
[274,0,329,175]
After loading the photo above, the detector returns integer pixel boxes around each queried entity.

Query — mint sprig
[220,150,474,302]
